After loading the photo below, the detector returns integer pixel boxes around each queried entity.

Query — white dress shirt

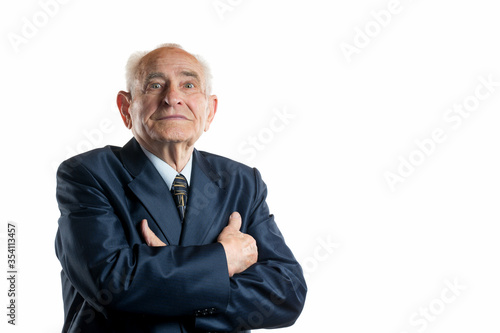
[139,145,192,190]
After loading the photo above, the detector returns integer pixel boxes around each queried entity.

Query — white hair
[125,43,213,97]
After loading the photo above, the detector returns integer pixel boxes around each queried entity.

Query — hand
[141,219,167,247]
[217,212,258,277]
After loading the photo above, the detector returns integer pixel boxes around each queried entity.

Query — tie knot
[172,174,188,195]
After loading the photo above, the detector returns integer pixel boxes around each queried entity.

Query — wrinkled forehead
[137,47,205,83]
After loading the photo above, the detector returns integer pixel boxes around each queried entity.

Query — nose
[164,85,182,106]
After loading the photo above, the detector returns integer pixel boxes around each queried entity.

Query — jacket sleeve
[194,168,307,332]
[55,159,230,319]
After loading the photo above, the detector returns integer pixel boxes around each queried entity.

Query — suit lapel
[180,149,227,246]
[120,139,182,245]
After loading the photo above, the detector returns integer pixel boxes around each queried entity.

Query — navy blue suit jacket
[55,138,306,332]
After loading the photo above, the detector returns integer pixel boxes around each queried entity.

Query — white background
[1,0,500,332]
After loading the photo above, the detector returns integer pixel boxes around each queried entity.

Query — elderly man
[55,43,306,332]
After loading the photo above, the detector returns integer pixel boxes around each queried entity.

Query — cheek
[131,100,155,121]
[189,98,209,119]
[197,110,210,130]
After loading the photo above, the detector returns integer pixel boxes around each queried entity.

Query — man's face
[118,47,217,151]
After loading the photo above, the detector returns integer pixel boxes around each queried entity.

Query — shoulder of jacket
[196,149,255,175]
[59,145,121,171]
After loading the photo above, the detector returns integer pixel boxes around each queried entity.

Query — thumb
[227,212,242,231]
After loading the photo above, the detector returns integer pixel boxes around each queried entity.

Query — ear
[117,91,133,129]
[204,95,218,132]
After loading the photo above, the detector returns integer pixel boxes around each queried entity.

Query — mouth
[156,115,189,121]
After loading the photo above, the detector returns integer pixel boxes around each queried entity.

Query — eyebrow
[144,72,167,82]
[144,71,200,83]
[180,70,201,81]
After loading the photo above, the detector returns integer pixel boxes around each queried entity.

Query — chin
[160,130,191,143]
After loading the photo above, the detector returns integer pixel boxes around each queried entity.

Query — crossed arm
[141,211,258,277]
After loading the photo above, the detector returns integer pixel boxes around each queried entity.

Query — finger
[141,219,166,247]
[141,219,149,241]
[227,211,242,231]
[141,219,155,244]
[141,219,155,246]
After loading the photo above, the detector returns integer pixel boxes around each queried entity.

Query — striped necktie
[171,174,188,221]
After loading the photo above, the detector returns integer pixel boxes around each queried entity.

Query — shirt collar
[139,145,192,190]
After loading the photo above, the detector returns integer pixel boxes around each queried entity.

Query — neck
[140,139,193,172]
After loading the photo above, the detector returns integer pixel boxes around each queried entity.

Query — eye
[184,83,194,89]
[150,83,162,89]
